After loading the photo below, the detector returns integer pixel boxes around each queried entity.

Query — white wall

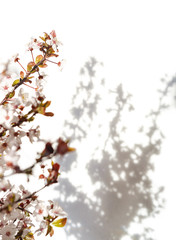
[1,1,176,239]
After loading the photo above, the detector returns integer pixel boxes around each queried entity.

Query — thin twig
[0,58,46,106]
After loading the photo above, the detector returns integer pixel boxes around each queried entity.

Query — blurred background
[0,0,176,239]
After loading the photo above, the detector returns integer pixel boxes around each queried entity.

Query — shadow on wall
[54,58,176,240]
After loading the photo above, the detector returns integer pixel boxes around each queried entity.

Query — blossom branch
[0,31,70,239]
[0,57,46,106]
[0,184,48,213]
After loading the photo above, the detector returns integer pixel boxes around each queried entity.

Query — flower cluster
[0,31,75,239]
[0,181,67,239]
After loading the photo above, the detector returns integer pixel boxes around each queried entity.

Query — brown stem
[0,184,49,213]
[0,58,46,106]
[1,148,54,179]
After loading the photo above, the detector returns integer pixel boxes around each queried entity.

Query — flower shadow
[54,58,174,240]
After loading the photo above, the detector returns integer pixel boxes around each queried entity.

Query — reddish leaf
[46,224,53,236]
[37,142,54,161]
[43,101,51,108]
[56,138,75,155]
[47,162,60,185]
[52,163,60,171]
[44,112,54,117]
[20,71,24,79]
[49,227,54,237]
[44,32,51,40]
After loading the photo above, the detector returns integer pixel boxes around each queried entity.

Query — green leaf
[52,217,67,228]
[23,232,34,240]
[27,76,34,79]
[39,36,45,41]
[35,55,43,64]
[7,91,15,99]
[12,79,20,87]
[37,106,45,115]
[27,62,35,72]
[27,62,38,73]
[47,46,55,55]
[9,193,15,203]
[27,116,34,122]
[38,63,48,68]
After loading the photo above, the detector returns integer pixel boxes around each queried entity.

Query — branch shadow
[54,58,174,240]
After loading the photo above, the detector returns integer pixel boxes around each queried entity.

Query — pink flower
[50,30,56,38]
[50,30,63,48]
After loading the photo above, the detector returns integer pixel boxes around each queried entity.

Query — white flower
[26,38,42,51]
[0,223,17,240]
[0,219,5,229]
[36,220,47,236]
[18,185,31,198]
[5,208,23,221]
[18,88,30,106]
[48,200,67,218]
[10,115,19,125]
[27,126,40,143]
[33,200,48,222]
[3,146,20,165]
[0,180,11,192]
